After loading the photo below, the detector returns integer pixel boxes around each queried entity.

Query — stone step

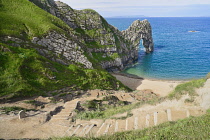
[170,109,190,121]
[155,110,168,125]
[63,125,74,137]
[107,123,115,135]
[48,120,70,127]
[85,124,95,136]
[77,124,90,137]
[145,114,150,127]
[167,109,172,121]
[188,108,205,117]
[70,125,81,136]
[64,101,79,108]
[57,111,72,115]
[153,112,158,126]
[125,119,128,131]
[96,123,106,136]
[52,114,69,118]
[61,108,74,112]
[103,123,111,135]
[126,116,135,130]
[115,119,126,132]
[114,121,118,132]
[51,116,69,120]
[50,101,206,138]
[134,116,138,129]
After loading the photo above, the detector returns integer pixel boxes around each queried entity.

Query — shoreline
[111,72,190,82]
[111,72,185,97]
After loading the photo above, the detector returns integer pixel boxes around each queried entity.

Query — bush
[168,79,206,99]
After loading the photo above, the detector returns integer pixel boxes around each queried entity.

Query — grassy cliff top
[0,0,71,39]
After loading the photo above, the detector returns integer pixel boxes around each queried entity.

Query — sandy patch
[137,80,184,97]
[112,73,184,97]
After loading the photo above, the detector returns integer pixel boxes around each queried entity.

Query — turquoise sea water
[106,17,210,80]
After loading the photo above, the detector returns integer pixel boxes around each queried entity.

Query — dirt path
[0,79,209,139]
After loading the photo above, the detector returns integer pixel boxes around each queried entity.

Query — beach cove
[111,73,184,97]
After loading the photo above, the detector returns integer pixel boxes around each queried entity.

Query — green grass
[90,52,120,64]
[24,100,37,105]
[0,106,36,114]
[83,9,99,13]
[206,72,210,79]
[0,0,71,39]
[0,43,129,98]
[168,79,206,99]
[110,53,120,59]
[52,110,210,140]
[91,53,114,62]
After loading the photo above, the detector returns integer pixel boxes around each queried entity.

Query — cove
[107,17,210,80]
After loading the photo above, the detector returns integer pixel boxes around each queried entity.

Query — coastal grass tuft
[168,78,206,99]
[206,72,210,79]
[53,110,210,140]
[0,43,129,98]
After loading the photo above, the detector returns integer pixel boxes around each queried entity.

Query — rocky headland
[3,0,154,71]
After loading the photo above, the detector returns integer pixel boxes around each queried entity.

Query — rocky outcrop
[1,32,93,69]
[122,20,154,53]
[28,0,154,71]
[32,31,93,69]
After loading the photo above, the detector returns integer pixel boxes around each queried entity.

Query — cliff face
[14,0,154,71]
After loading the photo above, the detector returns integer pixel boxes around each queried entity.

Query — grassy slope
[53,110,210,140]
[0,0,71,39]
[168,78,206,99]
[0,0,130,98]
[0,43,128,98]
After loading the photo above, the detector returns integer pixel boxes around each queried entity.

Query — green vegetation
[0,0,72,39]
[168,78,206,99]
[75,96,163,120]
[110,53,120,59]
[91,52,120,63]
[0,44,129,98]
[83,9,98,14]
[24,100,37,105]
[85,29,98,38]
[206,72,210,79]
[0,106,36,114]
[52,110,210,140]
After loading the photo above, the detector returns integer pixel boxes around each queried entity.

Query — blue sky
[58,0,210,17]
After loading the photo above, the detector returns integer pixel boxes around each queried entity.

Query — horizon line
[105,16,210,18]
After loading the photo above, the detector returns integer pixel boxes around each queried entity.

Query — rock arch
[122,19,154,53]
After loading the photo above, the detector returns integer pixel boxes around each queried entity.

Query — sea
[106,17,210,80]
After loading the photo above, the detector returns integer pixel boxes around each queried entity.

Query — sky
[57,0,210,17]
